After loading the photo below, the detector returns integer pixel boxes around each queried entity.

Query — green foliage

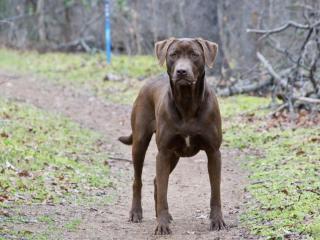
[116,0,128,12]
[65,219,81,231]
[0,48,162,104]
[223,103,320,239]
[0,98,111,206]
[37,215,55,224]
[64,0,95,8]
[63,0,75,7]
[220,95,270,118]
[0,48,319,239]
[0,1,9,18]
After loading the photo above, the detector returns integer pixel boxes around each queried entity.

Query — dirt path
[0,71,253,239]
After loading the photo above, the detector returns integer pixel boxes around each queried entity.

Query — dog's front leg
[206,149,227,230]
[154,150,173,235]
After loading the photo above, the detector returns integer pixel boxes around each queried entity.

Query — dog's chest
[184,136,191,147]
[168,133,202,157]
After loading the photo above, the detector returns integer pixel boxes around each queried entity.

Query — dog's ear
[196,38,218,68]
[155,38,176,66]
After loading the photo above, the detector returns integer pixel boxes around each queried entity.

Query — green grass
[0,98,111,206]
[219,95,270,118]
[37,215,55,224]
[1,48,319,239]
[0,98,113,239]
[0,48,162,104]
[223,103,320,239]
[65,219,81,231]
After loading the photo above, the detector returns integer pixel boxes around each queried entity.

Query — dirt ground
[0,71,255,239]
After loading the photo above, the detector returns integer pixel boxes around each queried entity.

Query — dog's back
[118,74,169,145]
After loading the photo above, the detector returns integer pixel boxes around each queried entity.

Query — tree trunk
[36,0,46,43]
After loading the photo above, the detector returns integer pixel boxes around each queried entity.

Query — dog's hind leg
[129,129,152,222]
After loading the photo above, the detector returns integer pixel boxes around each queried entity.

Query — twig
[109,156,132,163]
[247,20,320,40]
[304,189,320,196]
[79,12,103,37]
[80,39,91,52]
[269,103,288,117]
[256,52,287,88]
[294,97,320,104]
[54,36,94,52]
[266,36,298,65]
[0,20,11,25]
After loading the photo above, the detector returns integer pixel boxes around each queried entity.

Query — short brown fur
[119,37,226,235]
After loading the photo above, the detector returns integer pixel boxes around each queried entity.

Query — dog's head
[155,38,218,86]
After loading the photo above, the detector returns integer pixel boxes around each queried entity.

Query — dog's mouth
[174,78,196,86]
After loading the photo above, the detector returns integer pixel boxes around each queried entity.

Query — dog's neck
[170,72,206,119]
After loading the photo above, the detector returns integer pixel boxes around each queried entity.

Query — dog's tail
[118,134,133,145]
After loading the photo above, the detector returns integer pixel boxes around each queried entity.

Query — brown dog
[119,37,226,235]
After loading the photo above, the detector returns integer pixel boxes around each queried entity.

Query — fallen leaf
[0,132,9,138]
[0,195,9,202]
[295,150,305,156]
[18,170,32,177]
[3,112,11,119]
[0,210,10,217]
[310,137,320,143]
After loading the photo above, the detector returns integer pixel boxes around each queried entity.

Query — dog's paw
[129,208,143,223]
[209,208,227,231]
[154,222,172,235]
[210,217,227,231]
[154,213,172,235]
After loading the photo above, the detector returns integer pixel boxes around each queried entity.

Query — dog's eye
[169,52,177,58]
[191,53,200,58]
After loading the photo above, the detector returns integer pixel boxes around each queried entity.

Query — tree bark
[36,0,46,43]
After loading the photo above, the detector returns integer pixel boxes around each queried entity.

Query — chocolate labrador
[119,37,226,235]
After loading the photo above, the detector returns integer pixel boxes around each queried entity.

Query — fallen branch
[80,39,91,52]
[294,97,320,104]
[269,103,289,117]
[256,52,287,88]
[304,189,320,196]
[54,36,94,52]
[218,78,272,97]
[0,20,11,25]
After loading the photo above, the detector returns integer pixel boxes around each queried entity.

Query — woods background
[1,2,320,239]
[1,0,320,113]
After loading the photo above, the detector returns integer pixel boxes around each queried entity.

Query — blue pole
[105,0,111,64]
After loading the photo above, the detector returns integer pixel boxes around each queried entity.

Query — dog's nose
[176,69,187,76]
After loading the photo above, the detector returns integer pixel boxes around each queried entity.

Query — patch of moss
[0,98,110,206]
[224,106,320,239]
[0,48,162,104]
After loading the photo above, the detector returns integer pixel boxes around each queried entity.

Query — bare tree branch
[256,52,287,87]
[247,20,320,40]
[247,20,320,34]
